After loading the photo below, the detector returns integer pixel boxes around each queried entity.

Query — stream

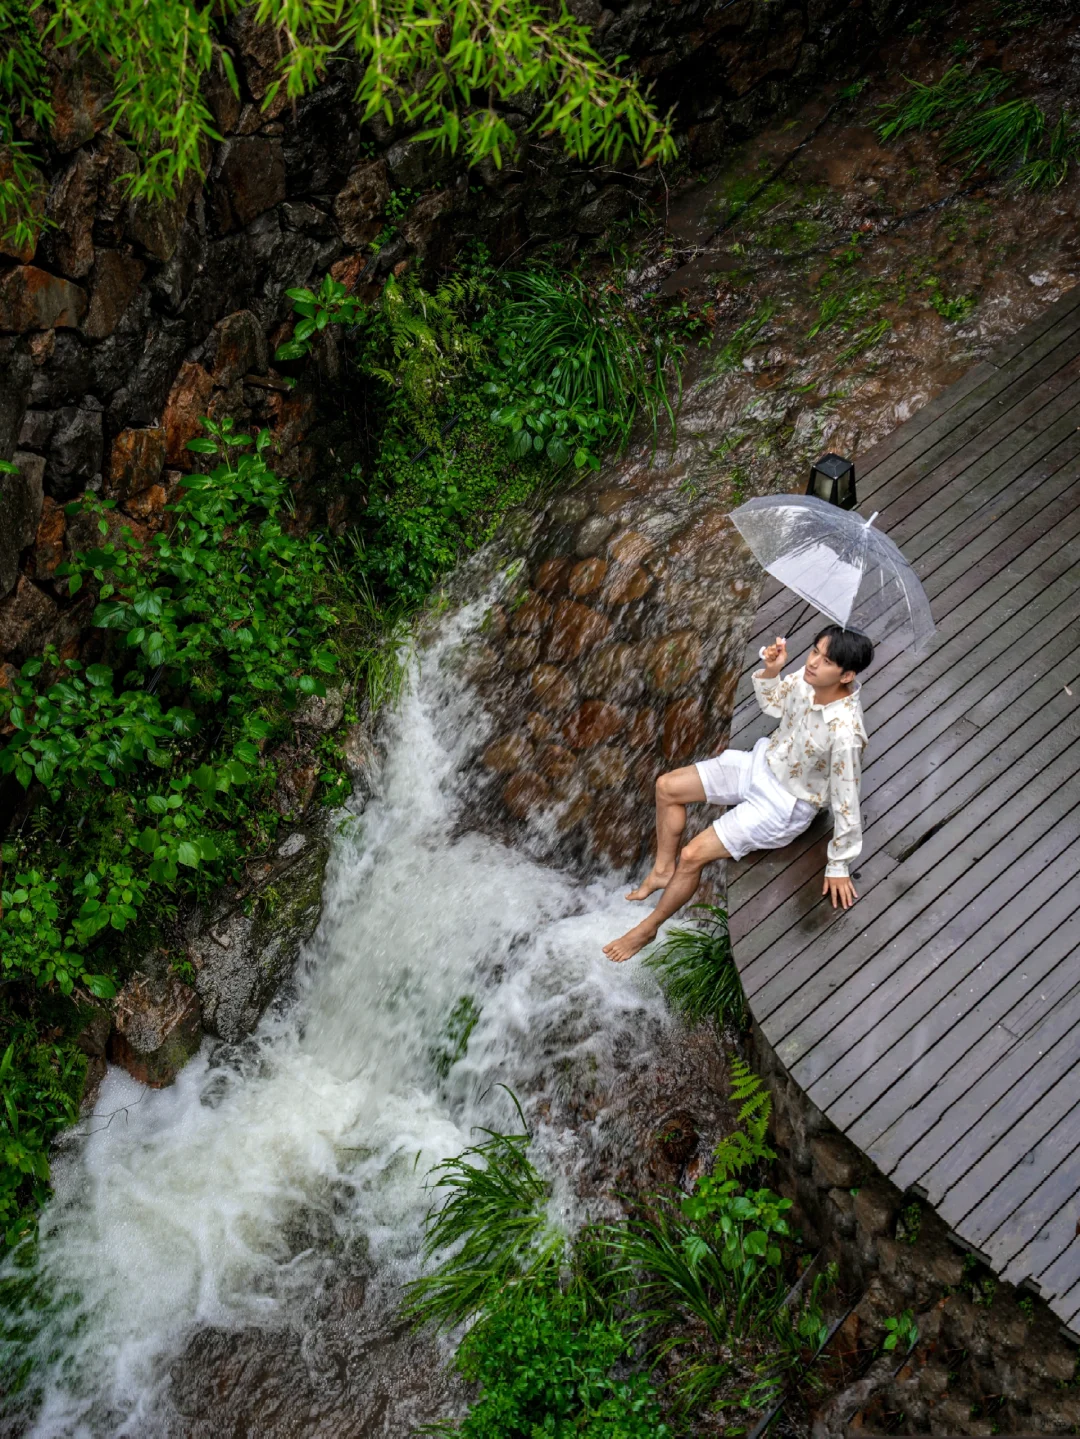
[2,598,736,1437]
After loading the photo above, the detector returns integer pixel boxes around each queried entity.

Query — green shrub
[440,1275,670,1439]
[0,1022,84,1249]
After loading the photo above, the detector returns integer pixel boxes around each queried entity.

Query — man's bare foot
[603,923,657,963]
[625,867,674,901]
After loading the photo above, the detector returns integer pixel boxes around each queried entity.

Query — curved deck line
[727,285,1080,1338]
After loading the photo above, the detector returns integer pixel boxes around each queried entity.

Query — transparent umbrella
[729,494,935,651]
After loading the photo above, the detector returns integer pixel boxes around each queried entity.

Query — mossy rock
[188,828,331,1044]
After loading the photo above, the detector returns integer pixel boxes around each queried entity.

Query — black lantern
[807,453,857,509]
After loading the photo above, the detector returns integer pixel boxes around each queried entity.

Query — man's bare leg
[626,767,708,901]
[605,825,729,963]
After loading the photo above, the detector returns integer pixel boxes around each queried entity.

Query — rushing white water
[6,601,679,1437]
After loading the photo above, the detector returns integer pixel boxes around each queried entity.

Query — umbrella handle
[758,638,787,660]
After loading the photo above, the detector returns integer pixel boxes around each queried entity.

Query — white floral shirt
[752,667,868,878]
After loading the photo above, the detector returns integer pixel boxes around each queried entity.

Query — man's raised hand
[762,637,788,676]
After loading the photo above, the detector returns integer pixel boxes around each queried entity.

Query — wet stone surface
[454,472,761,878]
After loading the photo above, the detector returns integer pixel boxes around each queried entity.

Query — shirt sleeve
[825,740,864,878]
[752,668,799,718]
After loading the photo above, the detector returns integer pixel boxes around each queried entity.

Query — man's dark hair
[814,624,874,675]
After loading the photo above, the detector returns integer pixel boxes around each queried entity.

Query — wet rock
[126,182,195,264]
[567,557,607,596]
[123,482,170,525]
[163,362,215,464]
[82,250,146,340]
[189,829,330,1043]
[576,184,636,235]
[810,1133,862,1189]
[0,452,44,596]
[294,685,346,732]
[107,426,166,499]
[0,338,32,458]
[213,138,287,232]
[627,706,658,750]
[272,748,319,818]
[645,630,702,694]
[483,733,534,773]
[45,149,98,279]
[109,973,203,1087]
[402,189,455,254]
[854,1181,897,1239]
[582,746,628,790]
[0,576,58,660]
[206,309,268,387]
[20,401,104,500]
[608,528,655,567]
[578,641,644,703]
[203,45,243,134]
[574,513,617,557]
[502,771,552,819]
[498,635,536,672]
[562,700,626,749]
[662,697,705,762]
[545,599,611,662]
[529,664,575,713]
[537,743,576,783]
[509,593,552,634]
[534,557,572,594]
[603,563,652,604]
[32,495,66,581]
[0,266,87,331]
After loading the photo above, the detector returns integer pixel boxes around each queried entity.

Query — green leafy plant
[896,1200,922,1245]
[433,1277,671,1439]
[713,302,776,374]
[485,265,682,469]
[882,1309,919,1351]
[712,1059,775,1182]
[643,903,745,1027]
[876,67,1012,143]
[944,97,1045,175]
[0,0,674,248]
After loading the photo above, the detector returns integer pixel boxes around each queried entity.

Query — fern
[711,1058,775,1181]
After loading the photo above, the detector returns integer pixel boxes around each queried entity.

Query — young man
[603,624,873,963]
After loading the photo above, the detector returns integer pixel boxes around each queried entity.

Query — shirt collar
[799,668,861,711]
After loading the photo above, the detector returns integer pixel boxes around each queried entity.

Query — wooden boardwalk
[726,285,1080,1335]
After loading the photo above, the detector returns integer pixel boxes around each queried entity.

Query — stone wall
[749,1023,1080,1434]
[0,0,906,676]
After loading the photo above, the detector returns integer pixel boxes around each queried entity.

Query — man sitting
[603,625,873,963]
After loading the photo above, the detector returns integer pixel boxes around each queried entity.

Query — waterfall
[4,601,678,1437]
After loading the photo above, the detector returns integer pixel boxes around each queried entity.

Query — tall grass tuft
[404,1102,563,1331]
[1011,110,1080,189]
[487,266,682,467]
[876,66,1011,142]
[944,97,1045,174]
[644,903,746,1027]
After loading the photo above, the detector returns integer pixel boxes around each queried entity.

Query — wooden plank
[1017,1214,1080,1304]
[932,1011,1080,1222]
[883,973,1080,1194]
[767,783,1080,1063]
[959,1098,1080,1250]
[732,567,1080,970]
[865,351,1080,537]
[855,362,997,480]
[841,905,1080,1151]
[858,306,1080,494]
[793,731,1080,1100]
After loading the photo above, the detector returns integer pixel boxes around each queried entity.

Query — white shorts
[695,736,818,862]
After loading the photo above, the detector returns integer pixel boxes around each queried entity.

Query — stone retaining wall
[0,0,906,674]
[749,1023,1080,1434]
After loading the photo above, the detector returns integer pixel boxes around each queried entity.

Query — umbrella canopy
[729,494,935,651]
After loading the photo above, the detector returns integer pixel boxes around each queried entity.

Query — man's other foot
[625,867,674,901]
[603,924,657,963]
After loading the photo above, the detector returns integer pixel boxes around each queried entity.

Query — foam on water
[7,602,674,1436]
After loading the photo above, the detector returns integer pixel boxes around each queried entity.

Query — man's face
[804,635,852,689]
